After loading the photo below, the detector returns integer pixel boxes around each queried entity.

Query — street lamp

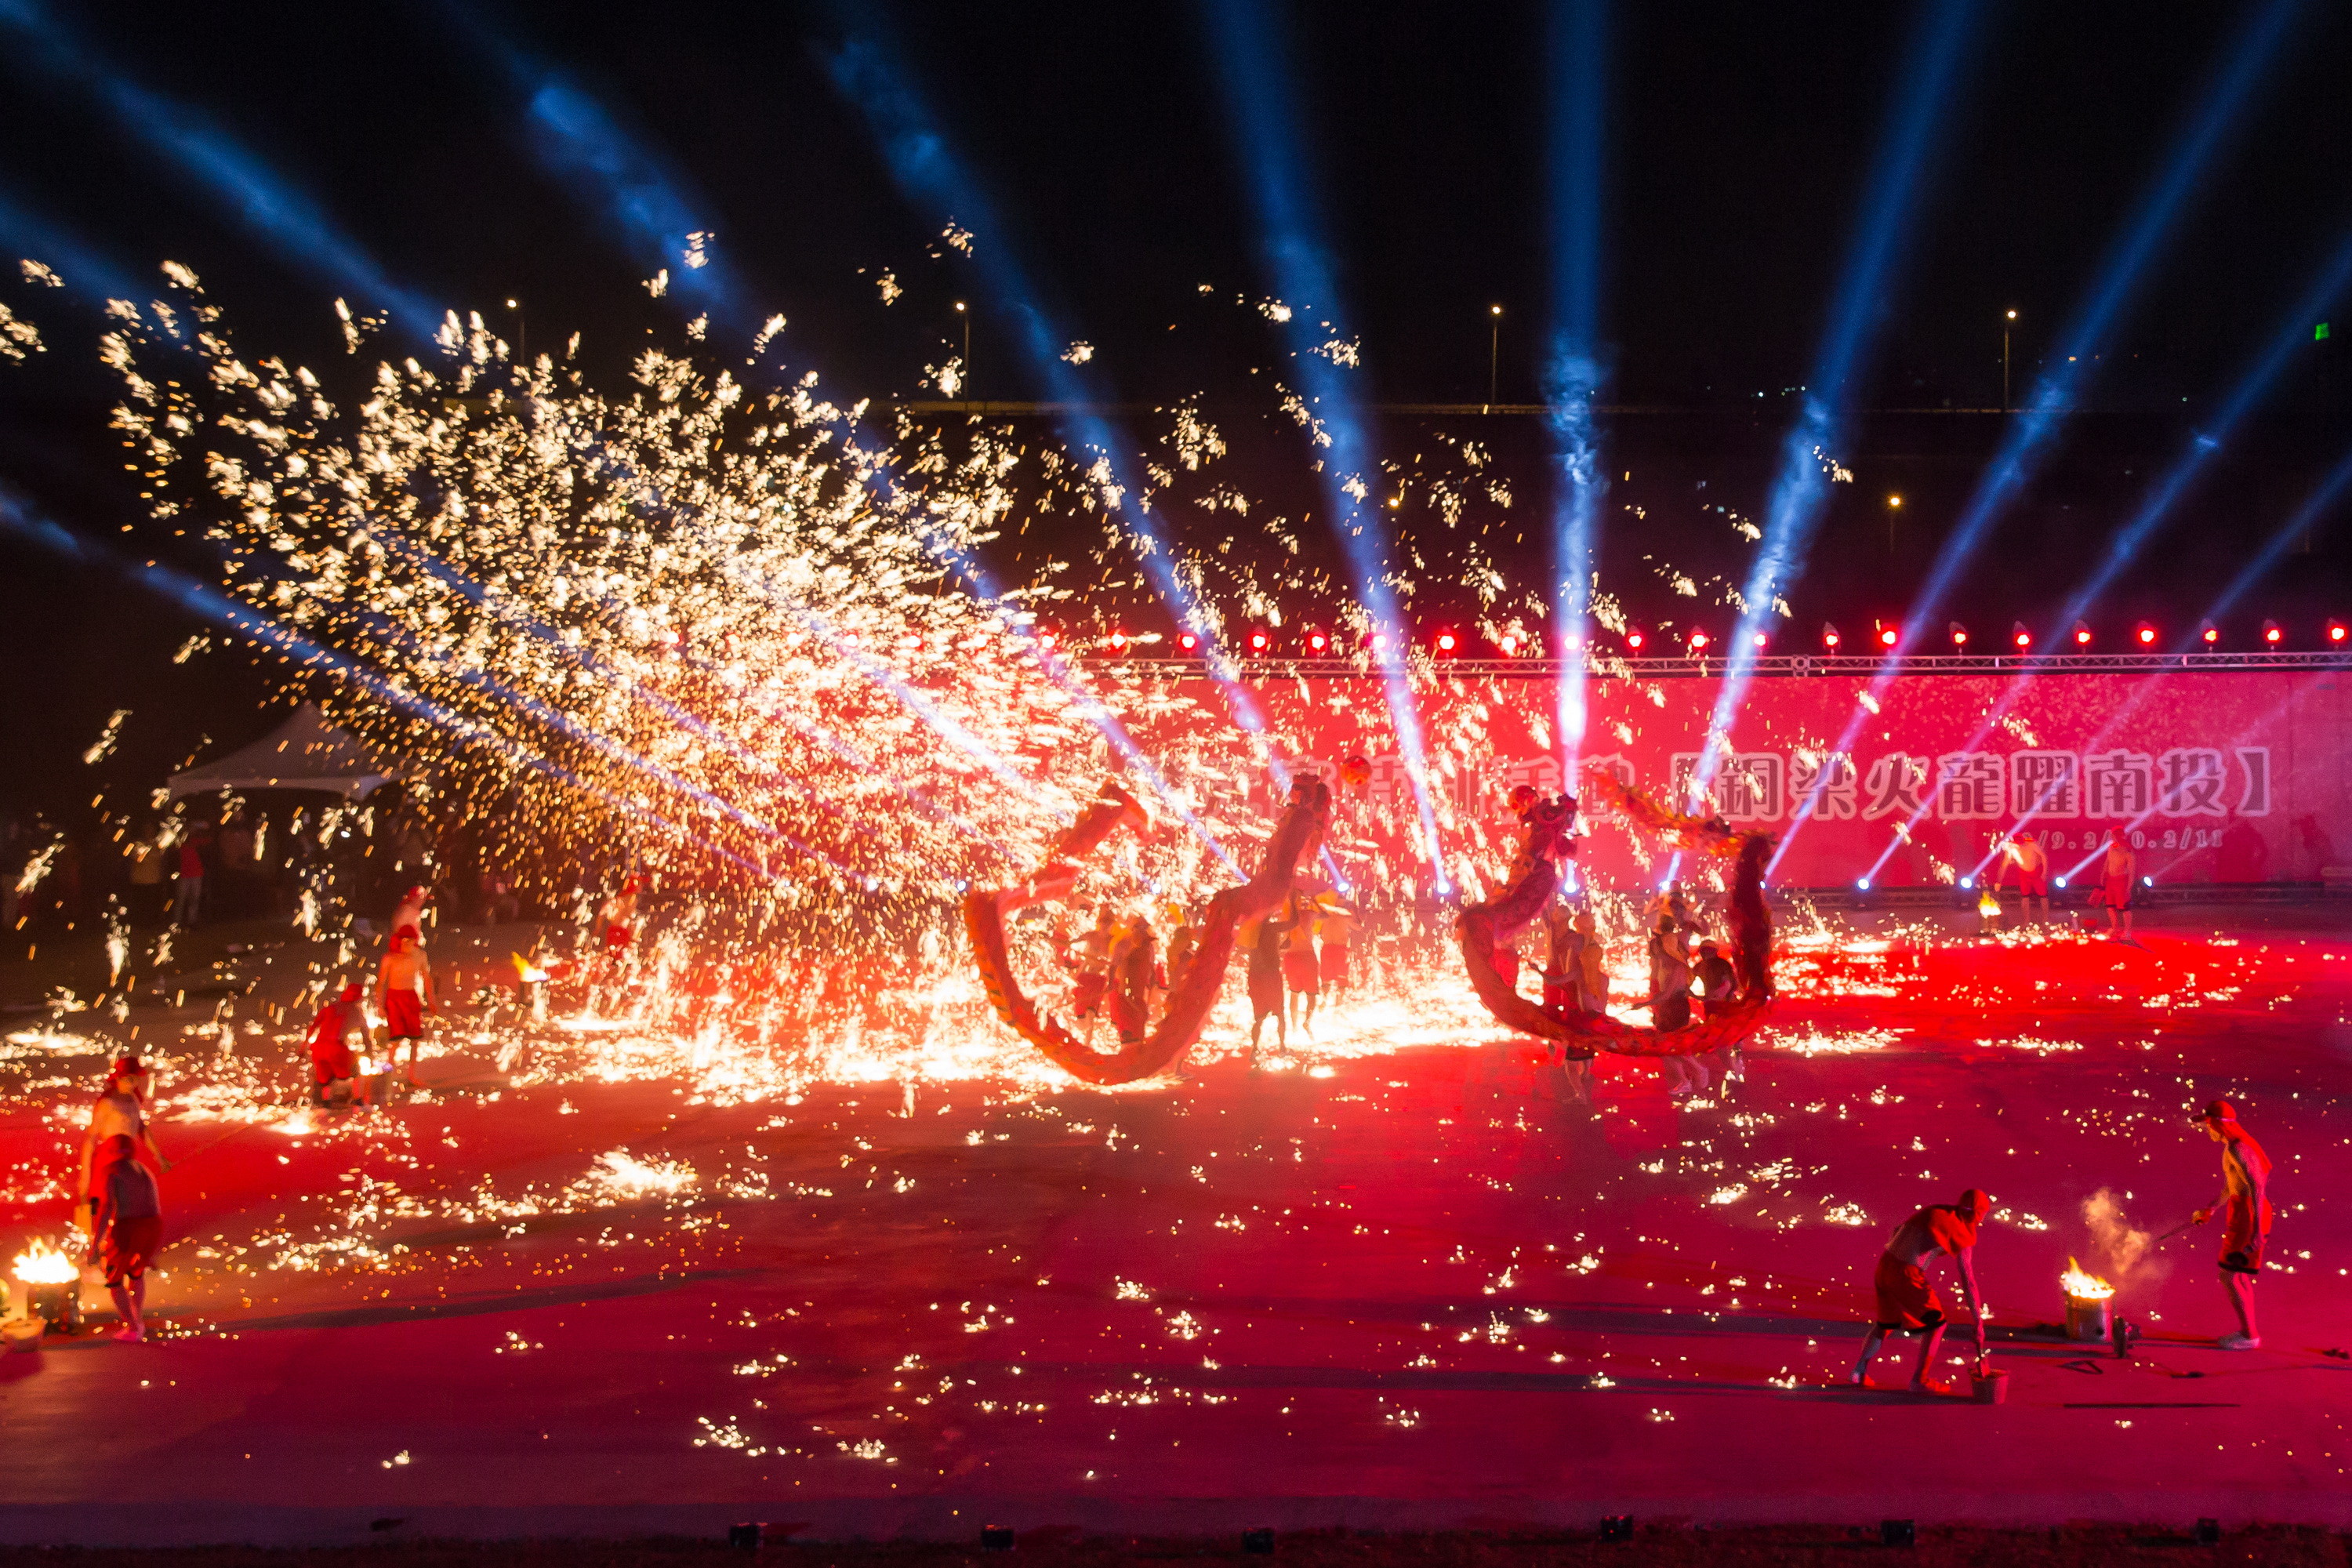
[2002,309,2017,412]
[1486,304,1503,412]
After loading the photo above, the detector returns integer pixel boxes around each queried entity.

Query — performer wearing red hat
[2193,1100,2273,1349]
[1849,1187,1991,1396]
[379,925,435,1086]
[306,982,378,1106]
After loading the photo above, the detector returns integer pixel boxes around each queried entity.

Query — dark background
[2,0,2349,829]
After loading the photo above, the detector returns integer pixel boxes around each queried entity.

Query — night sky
[2,0,2349,820]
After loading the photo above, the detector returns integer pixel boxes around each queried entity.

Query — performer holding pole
[2192,1099,2272,1349]
[1849,1188,1991,1396]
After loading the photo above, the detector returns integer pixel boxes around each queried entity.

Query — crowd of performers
[32,773,2284,1393]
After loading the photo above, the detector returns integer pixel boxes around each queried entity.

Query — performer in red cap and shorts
[1849,1187,1991,1395]
[82,1132,162,1342]
[306,982,377,1106]
[379,926,434,1085]
[2193,1100,2272,1349]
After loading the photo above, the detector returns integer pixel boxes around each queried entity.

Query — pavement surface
[2,902,2350,1544]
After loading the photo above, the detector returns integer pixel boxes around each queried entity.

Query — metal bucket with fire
[2062,1258,2115,1341]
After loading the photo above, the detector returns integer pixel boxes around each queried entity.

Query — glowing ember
[2060,1258,2114,1300]
[1976,891,2002,918]
[10,1239,78,1286]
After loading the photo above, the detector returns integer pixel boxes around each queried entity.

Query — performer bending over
[306,982,378,1107]
[1850,1188,1990,1396]
[2193,1099,2272,1349]
[1997,833,2050,921]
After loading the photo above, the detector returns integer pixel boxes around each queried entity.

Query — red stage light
[1371,633,1389,652]
[1948,621,1969,648]
[1435,630,1458,653]
[2262,619,2283,644]
[1878,626,1898,648]
[2201,624,2220,644]
[1307,630,1330,653]
[1751,631,1768,649]
[1037,629,1058,650]
[1625,629,1646,652]
[1247,630,1269,653]
[2072,621,2092,647]
[2134,621,2158,646]
[2013,624,2031,649]
[2328,620,2348,644]
[1688,630,1709,651]
[1106,630,1128,653]
[1821,622,1842,651]
[1178,630,1200,653]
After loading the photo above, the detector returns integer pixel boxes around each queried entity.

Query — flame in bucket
[10,1239,78,1285]
[1977,891,2002,918]
[2060,1258,2114,1300]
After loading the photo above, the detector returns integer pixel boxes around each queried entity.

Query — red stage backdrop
[1141,670,2350,892]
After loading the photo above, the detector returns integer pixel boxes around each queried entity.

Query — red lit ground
[2,903,2349,1544]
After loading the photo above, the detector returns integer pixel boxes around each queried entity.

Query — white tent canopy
[166,702,411,802]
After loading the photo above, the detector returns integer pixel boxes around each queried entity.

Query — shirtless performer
[391,882,430,940]
[379,926,435,1086]
[1280,894,1321,1037]
[1243,906,1295,1063]
[1067,907,1116,1030]
[1850,1187,1991,1395]
[2192,1100,2272,1349]
[1996,833,2050,920]
[2096,827,2137,942]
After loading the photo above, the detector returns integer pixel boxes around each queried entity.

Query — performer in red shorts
[379,925,434,1085]
[1281,893,1321,1037]
[2193,1099,2272,1349]
[1996,833,2050,920]
[1315,897,1356,996]
[82,1132,162,1342]
[1849,1187,1990,1395]
[306,982,376,1107]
